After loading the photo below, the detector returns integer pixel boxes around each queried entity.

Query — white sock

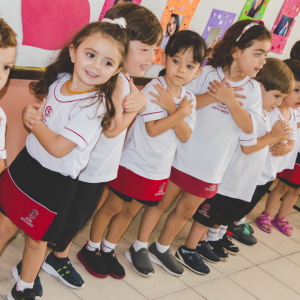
[155,240,169,253]
[235,217,246,226]
[219,225,228,240]
[207,227,220,242]
[101,239,117,253]
[133,239,148,252]
[86,239,101,251]
[16,278,34,292]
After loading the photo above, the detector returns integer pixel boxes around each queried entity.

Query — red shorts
[277,153,300,189]
[169,167,218,199]
[107,166,168,201]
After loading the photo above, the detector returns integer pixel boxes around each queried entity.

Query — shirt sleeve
[0,108,7,159]
[183,91,196,131]
[290,110,298,141]
[60,100,104,151]
[238,127,258,146]
[184,67,208,95]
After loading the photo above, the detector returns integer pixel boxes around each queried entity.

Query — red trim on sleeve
[141,111,164,117]
[64,127,88,146]
[238,138,256,142]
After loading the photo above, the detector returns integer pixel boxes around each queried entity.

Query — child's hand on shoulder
[270,120,290,140]
[22,99,46,129]
[179,96,193,117]
[150,84,177,115]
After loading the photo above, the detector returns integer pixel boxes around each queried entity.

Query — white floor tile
[153,288,206,300]
[286,251,300,267]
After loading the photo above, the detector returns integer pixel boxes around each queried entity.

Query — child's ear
[193,66,202,79]
[161,53,167,68]
[232,47,239,60]
[69,44,76,63]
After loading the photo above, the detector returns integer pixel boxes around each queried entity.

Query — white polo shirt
[120,76,196,180]
[218,111,270,202]
[172,66,262,184]
[79,72,131,183]
[0,107,7,160]
[26,74,105,179]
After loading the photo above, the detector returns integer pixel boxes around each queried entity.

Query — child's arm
[22,102,45,129]
[270,140,295,157]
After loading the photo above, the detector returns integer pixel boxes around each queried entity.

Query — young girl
[77,29,204,279]
[0,20,129,300]
[134,20,271,276]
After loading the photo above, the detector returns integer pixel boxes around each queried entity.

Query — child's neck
[278,100,291,121]
[163,75,181,98]
[222,61,246,82]
[121,69,129,76]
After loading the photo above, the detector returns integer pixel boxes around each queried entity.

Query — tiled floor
[1,192,300,300]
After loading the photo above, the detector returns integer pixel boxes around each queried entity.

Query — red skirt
[107,166,168,201]
[169,167,218,198]
[277,152,300,188]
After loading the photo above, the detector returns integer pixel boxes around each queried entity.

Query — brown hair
[105,3,163,46]
[30,22,129,129]
[208,19,271,69]
[290,40,300,61]
[284,59,300,82]
[256,58,294,95]
[0,18,17,48]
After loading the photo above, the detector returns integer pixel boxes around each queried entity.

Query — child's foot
[102,249,126,279]
[12,261,43,299]
[77,244,108,278]
[148,242,184,276]
[175,246,210,275]
[42,252,84,289]
[125,245,154,277]
[245,222,254,234]
[271,214,293,236]
[196,241,221,263]
[7,284,35,300]
[219,234,240,255]
[256,212,272,233]
[227,223,257,245]
[207,240,229,262]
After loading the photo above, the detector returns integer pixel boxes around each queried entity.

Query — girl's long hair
[29,22,129,129]
[166,14,180,36]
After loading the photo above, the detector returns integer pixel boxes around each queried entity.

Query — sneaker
[102,249,126,279]
[207,240,229,262]
[245,222,254,234]
[196,241,221,263]
[125,245,154,277]
[7,284,35,300]
[175,246,210,275]
[148,242,184,276]
[220,235,240,255]
[42,252,85,289]
[12,261,43,299]
[227,223,257,246]
[77,244,108,278]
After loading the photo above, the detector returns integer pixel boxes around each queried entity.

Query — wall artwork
[99,0,142,21]
[239,0,270,21]
[154,0,201,64]
[270,0,300,54]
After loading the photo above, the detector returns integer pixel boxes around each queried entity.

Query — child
[290,40,300,61]
[133,20,270,276]
[76,29,204,279]
[192,58,293,262]
[0,20,129,300]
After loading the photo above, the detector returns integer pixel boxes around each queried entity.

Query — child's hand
[150,84,177,115]
[22,99,46,129]
[270,120,291,140]
[278,125,292,142]
[179,96,193,117]
[123,79,147,113]
[233,87,246,101]
[270,142,287,157]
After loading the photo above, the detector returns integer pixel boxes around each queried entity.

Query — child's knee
[0,218,17,242]
[104,201,123,216]
[25,236,45,250]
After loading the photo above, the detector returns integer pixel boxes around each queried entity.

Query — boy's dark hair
[284,59,300,82]
[105,3,163,46]
[290,40,300,61]
[0,18,17,48]
[208,19,271,69]
[29,22,129,130]
[165,14,180,36]
[158,30,206,77]
[256,58,294,95]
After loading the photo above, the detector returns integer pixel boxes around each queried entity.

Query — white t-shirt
[172,66,262,184]
[26,74,105,179]
[218,111,270,202]
[0,107,7,159]
[258,107,297,185]
[120,76,196,180]
[79,73,131,183]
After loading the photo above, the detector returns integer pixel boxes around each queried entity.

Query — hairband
[236,20,264,42]
[102,17,127,29]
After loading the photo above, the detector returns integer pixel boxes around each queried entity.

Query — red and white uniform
[0,107,7,160]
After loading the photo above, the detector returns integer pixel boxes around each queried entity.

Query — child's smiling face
[0,46,16,91]
[282,81,300,109]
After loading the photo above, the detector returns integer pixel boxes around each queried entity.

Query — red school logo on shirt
[29,209,39,220]
[155,183,166,196]
[45,106,53,118]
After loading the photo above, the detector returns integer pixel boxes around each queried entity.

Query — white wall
[0,0,299,78]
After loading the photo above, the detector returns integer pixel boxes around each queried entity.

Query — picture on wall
[273,15,294,36]
[239,0,270,21]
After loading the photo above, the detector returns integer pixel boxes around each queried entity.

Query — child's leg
[185,221,208,249]
[0,212,18,253]
[137,180,182,243]
[53,239,74,258]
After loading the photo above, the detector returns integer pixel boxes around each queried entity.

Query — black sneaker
[7,284,35,300]
[207,240,229,262]
[148,242,184,276]
[125,245,154,277]
[175,246,210,275]
[42,252,84,289]
[196,241,221,263]
[227,223,257,246]
[77,244,108,278]
[12,261,42,299]
[102,249,126,279]
[245,222,254,234]
[220,235,240,255]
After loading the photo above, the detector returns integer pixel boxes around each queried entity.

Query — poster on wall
[270,0,300,54]
[154,0,201,64]
[239,0,270,21]
[99,0,142,20]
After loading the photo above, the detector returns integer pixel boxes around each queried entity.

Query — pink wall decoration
[270,0,300,54]
[99,0,142,21]
[21,0,90,51]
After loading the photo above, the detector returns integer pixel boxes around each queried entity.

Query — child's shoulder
[141,77,164,94]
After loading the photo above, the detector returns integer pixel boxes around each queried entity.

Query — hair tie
[236,20,264,42]
[102,17,127,29]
